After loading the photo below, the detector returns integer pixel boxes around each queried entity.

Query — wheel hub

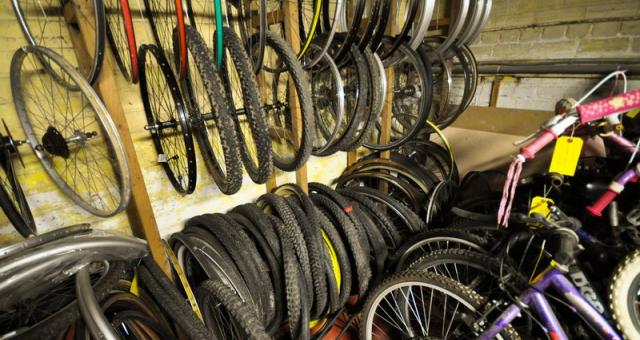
[42,126,70,158]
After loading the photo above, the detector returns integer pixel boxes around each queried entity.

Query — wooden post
[67,0,170,275]
[282,0,308,193]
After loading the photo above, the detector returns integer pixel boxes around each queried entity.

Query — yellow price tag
[549,136,583,176]
[529,196,554,219]
[628,109,640,118]
[130,269,140,297]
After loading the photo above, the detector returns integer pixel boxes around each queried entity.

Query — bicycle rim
[11,46,130,216]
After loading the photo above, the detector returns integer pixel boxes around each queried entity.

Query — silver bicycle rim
[456,0,484,47]
[363,279,478,340]
[303,0,345,70]
[466,0,492,45]
[76,264,120,340]
[11,46,131,217]
[435,0,469,55]
[311,48,345,154]
[407,0,435,50]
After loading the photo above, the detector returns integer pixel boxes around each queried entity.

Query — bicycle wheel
[139,44,196,194]
[330,0,364,63]
[304,0,344,70]
[364,41,431,151]
[105,0,139,83]
[0,129,35,237]
[261,31,314,171]
[11,46,130,217]
[216,27,272,183]
[379,0,418,62]
[610,250,640,339]
[310,46,345,156]
[11,0,106,85]
[355,0,382,50]
[360,271,520,340]
[184,0,225,69]
[181,25,243,194]
[406,0,435,50]
[227,0,266,73]
[143,0,188,79]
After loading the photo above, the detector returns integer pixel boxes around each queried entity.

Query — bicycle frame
[479,265,621,340]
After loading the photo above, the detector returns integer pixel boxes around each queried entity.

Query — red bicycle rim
[120,0,139,83]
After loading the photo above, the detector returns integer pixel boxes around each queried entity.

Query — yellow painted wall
[0,1,346,243]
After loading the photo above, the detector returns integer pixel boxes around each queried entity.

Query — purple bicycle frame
[479,268,621,340]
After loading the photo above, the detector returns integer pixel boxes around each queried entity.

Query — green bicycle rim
[215,0,224,68]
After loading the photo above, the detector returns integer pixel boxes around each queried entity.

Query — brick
[529,41,578,59]
[542,26,566,40]
[519,28,541,42]
[499,30,520,43]
[566,23,591,39]
[492,43,535,59]
[578,38,630,53]
[591,22,620,37]
[633,38,640,53]
[586,2,640,19]
[471,46,493,59]
[620,21,640,36]
[480,32,500,44]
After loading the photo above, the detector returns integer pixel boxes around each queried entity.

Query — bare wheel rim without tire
[11,0,106,85]
[11,46,130,217]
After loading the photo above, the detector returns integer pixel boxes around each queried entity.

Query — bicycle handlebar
[577,89,640,124]
[587,164,640,217]
[520,115,579,159]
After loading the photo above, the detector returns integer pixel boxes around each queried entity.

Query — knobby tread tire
[217,27,272,183]
[197,279,271,340]
[264,31,315,171]
[359,271,521,340]
[138,259,214,340]
[183,25,243,194]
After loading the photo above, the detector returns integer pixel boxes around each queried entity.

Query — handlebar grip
[554,231,578,267]
[520,130,556,159]
[586,190,618,217]
[577,89,640,124]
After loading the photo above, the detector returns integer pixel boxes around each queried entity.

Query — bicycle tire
[143,0,188,79]
[11,0,106,85]
[330,0,364,63]
[217,27,273,183]
[105,0,139,83]
[310,47,345,156]
[262,31,315,171]
[228,0,266,73]
[356,0,382,50]
[379,0,418,62]
[310,193,371,297]
[196,279,271,340]
[276,184,329,318]
[303,0,344,70]
[138,259,213,340]
[359,271,521,340]
[258,193,314,304]
[330,44,370,153]
[184,0,225,69]
[139,43,197,194]
[181,25,243,194]
[0,144,35,237]
[316,206,352,309]
[610,250,640,338]
[368,0,390,52]
[11,46,131,216]
[363,41,431,151]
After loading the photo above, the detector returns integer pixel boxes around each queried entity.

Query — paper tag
[529,196,554,219]
[628,109,640,119]
[157,153,168,163]
[130,270,140,297]
[549,136,583,176]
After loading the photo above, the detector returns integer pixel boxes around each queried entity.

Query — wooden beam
[429,17,450,28]
[489,77,502,107]
[283,0,308,193]
[68,0,170,275]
